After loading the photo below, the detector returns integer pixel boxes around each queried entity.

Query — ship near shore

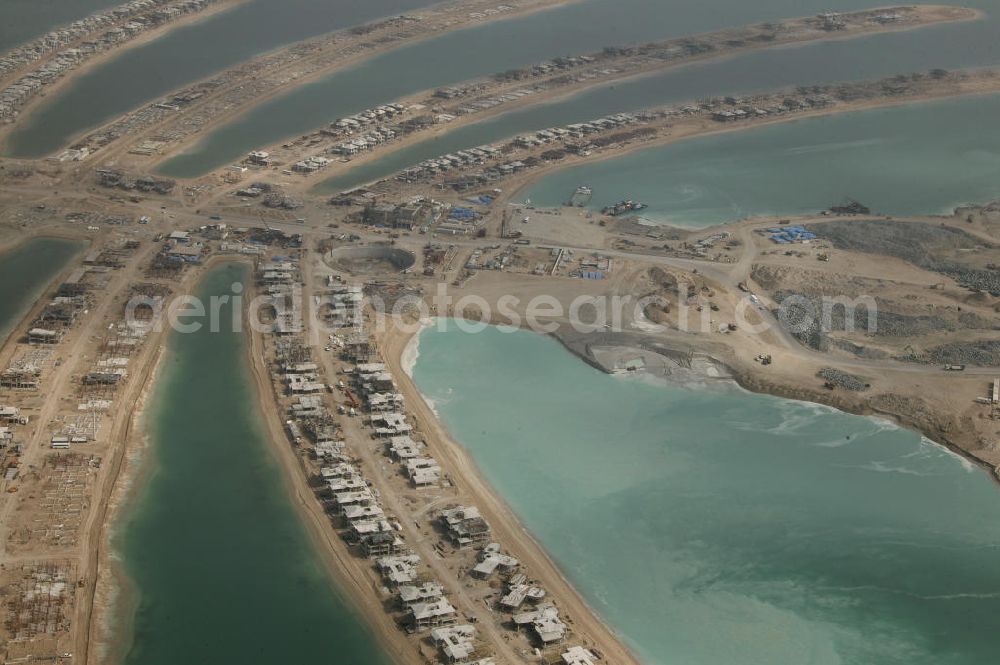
[601,199,647,216]
[522,93,1000,226]
[567,185,592,207]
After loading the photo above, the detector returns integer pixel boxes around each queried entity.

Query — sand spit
[54,0,584,165]
[239,4,979,192]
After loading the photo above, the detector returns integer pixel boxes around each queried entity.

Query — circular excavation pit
[326,245,416,275]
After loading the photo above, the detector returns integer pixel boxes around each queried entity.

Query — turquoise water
[521,94,1000,227]
[117,263,390,665]
[3,0,437,158]
[157,0,1000,178]
[0,237,84,344]
[412,325,1000,665]
[11,0,1000,165]
[316,9,1000,195]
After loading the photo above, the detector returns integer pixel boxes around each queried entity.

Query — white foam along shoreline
[399,317,433,378]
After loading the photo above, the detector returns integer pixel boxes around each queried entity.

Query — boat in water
[826,197,871,215]
[567,185,593,207]
[601,199,647,216]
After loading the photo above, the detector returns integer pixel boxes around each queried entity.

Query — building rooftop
[562,646,598,665]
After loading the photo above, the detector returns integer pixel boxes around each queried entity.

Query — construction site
[0,1,998,664]
[247,253,609,664]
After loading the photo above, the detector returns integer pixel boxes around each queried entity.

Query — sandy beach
[379,321,644,664]
[110,252,634,664]
[243,310,430,665]
[2,172,997,664]
[0,1,997,661]
[50,215,998,663]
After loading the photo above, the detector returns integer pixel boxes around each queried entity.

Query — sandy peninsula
[0,3,997,664]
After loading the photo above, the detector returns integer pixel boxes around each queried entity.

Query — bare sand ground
[66,241,175,663]
[2,40,995,665]
[7,198,995,665]
[0,235,167,662]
